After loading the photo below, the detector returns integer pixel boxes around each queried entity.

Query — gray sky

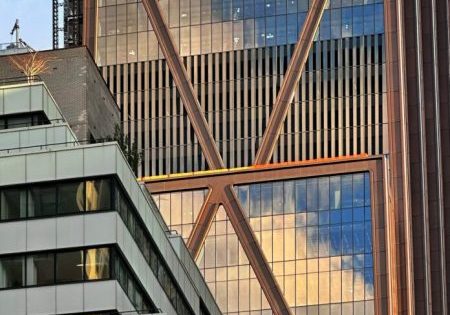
[0,0,52,51]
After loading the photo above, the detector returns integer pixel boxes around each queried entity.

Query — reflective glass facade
[91,2,385,313]
[97,0,384,65]
[154,172,375,314]
[98,0,386,177]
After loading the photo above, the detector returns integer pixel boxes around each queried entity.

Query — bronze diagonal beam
[141,0,224,170]
[186,189,220,258]
[141,1,291,314]
[254,0,327,165]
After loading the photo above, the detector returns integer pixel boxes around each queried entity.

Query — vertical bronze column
[82,0,98,55]
[384,0,414,314]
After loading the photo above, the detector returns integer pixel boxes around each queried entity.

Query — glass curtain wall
[154,172,375,315]
[96,0,384,65]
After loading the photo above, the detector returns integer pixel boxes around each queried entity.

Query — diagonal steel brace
[254,0,328,165]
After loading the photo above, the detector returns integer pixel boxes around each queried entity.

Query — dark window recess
[58,182,85,214]
[0,256,24,289]
[0,177,112,221]
[26,253,55,286]
[56,250,84,283]
[28,185,57,217]
[0,188,26,220]
[0,246,157,313]
[0,112,49,130]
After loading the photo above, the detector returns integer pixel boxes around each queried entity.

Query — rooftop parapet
[0,80,65,125]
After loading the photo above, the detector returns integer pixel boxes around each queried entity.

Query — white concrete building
[0,80,221,315]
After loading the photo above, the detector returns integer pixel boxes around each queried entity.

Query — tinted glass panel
[58,182,85,214]
[56,251,84,282]
[0,256,24,288]
[26,253,54,286]
[86,179,111,211]
[0,188,26,220]
[28,185,57,217]
[85,248,110,280]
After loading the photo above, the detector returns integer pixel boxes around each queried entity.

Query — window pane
[26,253,54,286]
[127,32,137,63]
[58,182,85,214]
[0,256,25,288]
[276,14,287,45]
[56,250,84,282]
[342,7,352,37]
[85,248,110,280]
[266,0,276,16]
[244,0,254,19]
[28,185,56,218]
[179,27,190,56]
[284,181,295,213]
[287,13,298,44]
[98,7,106,36]
[127,3,138,33]
[265,16,276,46]
[374,3,384,33]
[364,4,375,35]
[138,4,149,31]
[191,0,201,25]
[318,177,330,210]
[255,17,265,47]
[306,178,318,211]
[201,24,212,53]
[287,0,297,13]
[249,184,261,217]
[352,6,364,36]
[244,18,255,49]
[273,182,283,214]
[1,188,27,220]
[233,20,243,50]
[86,179,111,211]
[295,180,306,212]
[106,5,117,35]
[211,0,222,22]
[341,175,352,208]
[116,5,127,34]
[191,25,201,54]
[232,0,243,20]
[169,0,180,27]
[319,9,331,40]
[138,31,148,62]
[223,0,232,21]
[331,8,341,39]
[106,35,117,65]
[261,183,272,216]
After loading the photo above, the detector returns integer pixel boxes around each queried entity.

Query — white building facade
[0,80,221,315]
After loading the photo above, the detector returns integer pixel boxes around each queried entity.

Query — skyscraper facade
[94,0,386,177]
[58,0,450,314]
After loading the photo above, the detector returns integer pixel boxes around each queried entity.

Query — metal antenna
[10,19,20,45]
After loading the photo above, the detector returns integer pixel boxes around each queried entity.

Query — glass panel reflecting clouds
[156,172,374,314]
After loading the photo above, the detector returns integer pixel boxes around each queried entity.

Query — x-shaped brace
[140,1,327,314]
